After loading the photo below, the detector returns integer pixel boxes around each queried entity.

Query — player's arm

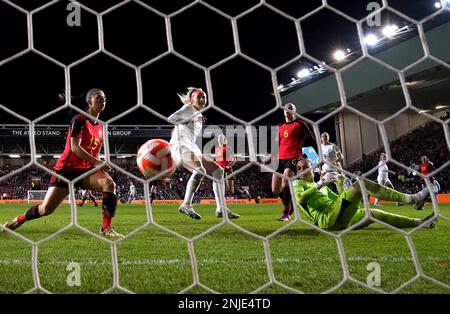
[296,186,318,204]
[227,149,236,167]
[70,136,101,165]
[337,150,344,165]
[168,105,193,123]
[435,180,441,192]
[300,121,318,152]
[326,187,339,201]
[70,137,109,169]
[260,154,273,165]
[294,181,319,204]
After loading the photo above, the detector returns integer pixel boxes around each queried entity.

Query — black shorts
[49,168,94,189]
[276,158,298,173]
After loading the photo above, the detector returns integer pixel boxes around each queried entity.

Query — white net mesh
[27,190,48,203]
[0,0,449,294]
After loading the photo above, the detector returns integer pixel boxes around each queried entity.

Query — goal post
[26,190,73,203]
[27,190,47,203]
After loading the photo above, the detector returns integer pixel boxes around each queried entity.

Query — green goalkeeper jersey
[293,179,339,224]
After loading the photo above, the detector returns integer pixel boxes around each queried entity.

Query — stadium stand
[347,120,449,193]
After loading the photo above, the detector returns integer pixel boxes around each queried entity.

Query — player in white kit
[320,132,347,194]
[168,87,239,220]
[374,153,398,206]
[127,182,136,204]
[429,177,441,204]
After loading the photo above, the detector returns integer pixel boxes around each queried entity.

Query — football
[137,139,176,178]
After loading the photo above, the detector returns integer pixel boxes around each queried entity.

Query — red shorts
[50,167,94,189]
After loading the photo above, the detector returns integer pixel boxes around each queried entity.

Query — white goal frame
[26,190,48,203]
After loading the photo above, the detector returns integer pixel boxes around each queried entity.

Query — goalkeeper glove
[316,172,339,190]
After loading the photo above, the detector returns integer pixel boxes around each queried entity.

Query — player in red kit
[262,103,317,221]
[419,155,434,188]
[2,89,124,238]
[215,134,236,197]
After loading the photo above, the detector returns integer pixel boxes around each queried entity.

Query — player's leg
[149,183,157,204]
[355,179,429,210]
[374,177,384,206]
[202,155,240,219]
[244,189,252,201]
[279,168,294,221]
[80,190,87,207]
[369,208,427,228]
[89,191,98,206]
[179,151,205,219]
[342,206,427,230]
[325,183,432,230]
[2,187,68,231]
[271,173,282,196]
[128,191,134,204]
[385,179,401,206]
[82,171,123,238]
[319,186,362,229]
[222,168,232,197]
[334,174,345,195]
[225,179,233,197]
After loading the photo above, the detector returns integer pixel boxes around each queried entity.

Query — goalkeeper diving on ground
[293,159,437,230]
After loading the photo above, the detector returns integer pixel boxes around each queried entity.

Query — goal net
[0,0,448,295]
[27,190,47,203]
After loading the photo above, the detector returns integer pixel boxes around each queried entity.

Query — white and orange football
[136,139,176,179]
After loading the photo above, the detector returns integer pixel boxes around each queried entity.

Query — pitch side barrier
[2,196,450,205]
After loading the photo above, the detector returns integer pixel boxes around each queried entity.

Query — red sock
[282,205,290,216]
[17,214,26,224]
[102,213,112,231]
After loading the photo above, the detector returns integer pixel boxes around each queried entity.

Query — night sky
[0,0,445,126]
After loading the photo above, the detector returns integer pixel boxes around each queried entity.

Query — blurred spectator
[2,120,448,199]
[347,121,449,194]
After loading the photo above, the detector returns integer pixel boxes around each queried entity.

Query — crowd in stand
[1,119,448,200]
[0,161,273,202]
[347,121,449,194]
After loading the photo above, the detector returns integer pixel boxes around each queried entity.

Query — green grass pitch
[0,202,449,294]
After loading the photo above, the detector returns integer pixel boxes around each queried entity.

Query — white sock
[213,181,226,212]
[183,167,205,206]
[212,168,225,212]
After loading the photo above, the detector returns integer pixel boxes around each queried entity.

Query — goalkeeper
[293,159,436,230]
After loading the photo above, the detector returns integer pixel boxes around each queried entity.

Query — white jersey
[377,160,392,186]
[377,161,389,179]
[432,180,441,194]
[168,104,203,164]
[129,184,135,195]
[321,143,342,173]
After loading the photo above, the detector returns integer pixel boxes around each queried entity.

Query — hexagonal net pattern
[1,0,449,294]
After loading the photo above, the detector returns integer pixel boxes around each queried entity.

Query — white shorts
[377,175,392,186]
[170,142,203,167]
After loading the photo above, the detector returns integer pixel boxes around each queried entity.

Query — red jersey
[54,114,103,171]
[419,162,432,176]
[278,120,304,159]
[215,145,233,169]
